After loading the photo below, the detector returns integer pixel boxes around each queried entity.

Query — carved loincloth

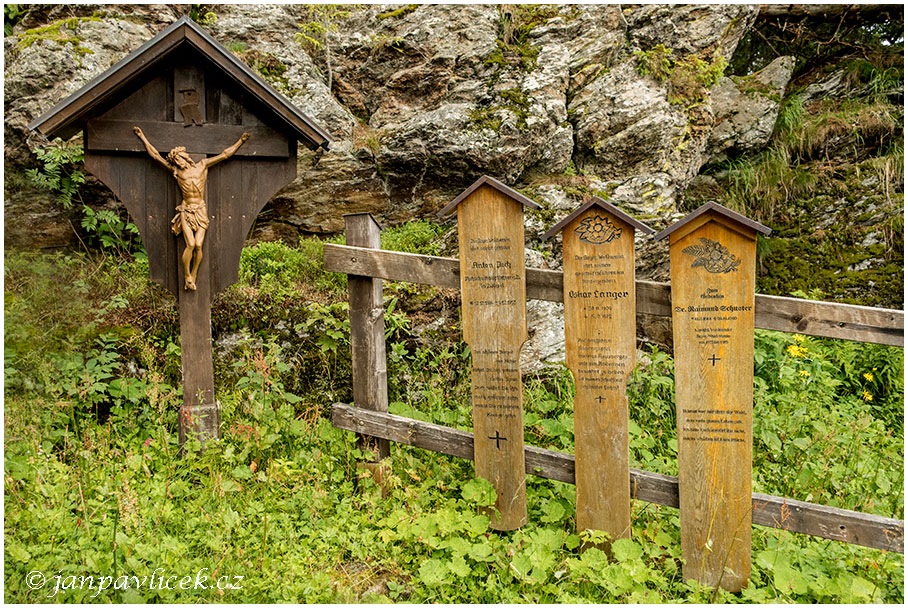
[171,201,209,235]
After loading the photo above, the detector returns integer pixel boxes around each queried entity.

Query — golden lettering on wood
[662,206,767,592]
[456,185,529,531]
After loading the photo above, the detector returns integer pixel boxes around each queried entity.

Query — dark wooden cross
[708,354,722,366]
[488,430,507,450]
[594,395,607,403]
[29,18,331,447]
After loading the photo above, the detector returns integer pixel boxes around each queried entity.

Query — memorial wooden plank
[655,202,771,592]
[439,176,540,530]
[543,197,653,547]
[345,213,391,495]
[29,17,330,447]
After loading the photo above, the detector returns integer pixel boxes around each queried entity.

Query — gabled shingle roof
[437,175,541,217]
[541,196,654,241]
[28,16,331,149]
[653,201,771,241]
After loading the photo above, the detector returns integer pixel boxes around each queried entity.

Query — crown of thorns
[166,146,189,164]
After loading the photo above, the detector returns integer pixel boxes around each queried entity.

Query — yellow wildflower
[799,370,810,378]
[793,334,805,342]
[863,372,874,382]
[862,390,873,402]
[786,344,807,358]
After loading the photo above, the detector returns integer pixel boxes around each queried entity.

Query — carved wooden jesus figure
[133,126,250,290]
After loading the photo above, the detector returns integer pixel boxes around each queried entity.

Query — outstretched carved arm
[133,126,170,169]
[205,132,251,168]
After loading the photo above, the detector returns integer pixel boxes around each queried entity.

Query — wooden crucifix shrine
[438,176,540,530]
[654,202,771,591]
[29,17,331,446]
[542,197,653,548]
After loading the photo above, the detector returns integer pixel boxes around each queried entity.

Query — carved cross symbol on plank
[489,430,507,450]
[595,395,607,403]
[708,354,722,366]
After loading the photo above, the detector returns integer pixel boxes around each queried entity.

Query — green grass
[4,239,904,603]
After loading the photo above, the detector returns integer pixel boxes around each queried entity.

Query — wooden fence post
[344,213,391,493]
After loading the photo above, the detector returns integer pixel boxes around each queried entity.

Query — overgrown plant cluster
[4,222,903,602]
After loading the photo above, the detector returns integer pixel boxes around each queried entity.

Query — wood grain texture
[29,17,331,148]
[83,60,299,449]
[85,119,290,157]
[177,252,218,443]
[346,214,390,461]
[670,217,756,591]
[562,209,634,543]
[330,404,904,553]
[323,245,903,346]
[457,185,528,530]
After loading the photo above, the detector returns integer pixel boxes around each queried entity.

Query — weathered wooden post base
[345,213,392,498]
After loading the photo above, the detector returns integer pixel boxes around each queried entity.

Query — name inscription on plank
[674,288,754,444]
[456,184,529,531]
[555,204,648,547]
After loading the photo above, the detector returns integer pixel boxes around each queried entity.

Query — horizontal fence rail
[324,244,904,347]
[332,403,904,553]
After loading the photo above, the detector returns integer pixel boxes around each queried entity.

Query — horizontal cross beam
[323,244,904,346]
[85,119,291,158]
[331,403,904,553]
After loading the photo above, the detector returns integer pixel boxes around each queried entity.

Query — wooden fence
[324,213,904,554]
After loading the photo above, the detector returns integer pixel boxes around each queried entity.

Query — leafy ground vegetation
[4,223,903,602]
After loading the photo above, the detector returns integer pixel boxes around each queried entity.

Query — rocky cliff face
[4,4,903,369]
[5,4,770,243]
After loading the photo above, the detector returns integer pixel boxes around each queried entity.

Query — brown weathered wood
[346,214,390,462]
[43,20,327,450]
[455,184,529,531]
[330,403,904,554]
[437,175,541,218]
[178,251,218,443]
[757,4,894,19]
[322,245,904,346]
[28,17,331,148]
[561,207,637,545]
[669,213,757,591]
[85,119,291,157]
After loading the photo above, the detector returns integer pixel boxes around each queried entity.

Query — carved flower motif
[682,237,741,273]
[575,215,621,244]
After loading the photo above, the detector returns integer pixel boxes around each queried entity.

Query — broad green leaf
[540,499,566,523]
[418,558,450,586]
[510,553,533,579]
[612,538,643,562]
[232,464,253,480]
[448,554,471,578]
[461,477,496,506]
[850,575,876,601]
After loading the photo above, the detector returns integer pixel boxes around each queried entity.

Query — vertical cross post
[345,213,390,493]
[177,153,218,446]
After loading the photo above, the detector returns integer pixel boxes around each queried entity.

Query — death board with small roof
[655,202,771,591]
[543,197,653,548]
[439,176,540,530]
